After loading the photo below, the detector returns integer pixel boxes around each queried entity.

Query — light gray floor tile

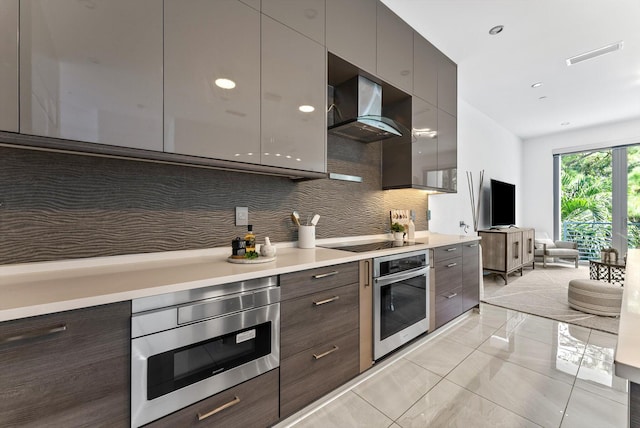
[575,356,628,404]
[396,379,542,428]
[290,391,393,428]
[508,314,591,347]
[475,303,520,328]
[446,351,573,427]
[404,336,475,377]
[478,327,583,384]
[353,358,442,420]
[443,316,501,348]
[560,387,627,428]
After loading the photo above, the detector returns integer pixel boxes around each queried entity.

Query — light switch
[236,207,248,226]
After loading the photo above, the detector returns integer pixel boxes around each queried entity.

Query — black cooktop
[320,240,424,253]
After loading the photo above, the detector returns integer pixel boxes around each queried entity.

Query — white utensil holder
[298,225,315,248]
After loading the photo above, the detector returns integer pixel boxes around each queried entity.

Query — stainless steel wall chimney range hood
[328,76,404,143]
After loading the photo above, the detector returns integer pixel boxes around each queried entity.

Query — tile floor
[275,304,628,428]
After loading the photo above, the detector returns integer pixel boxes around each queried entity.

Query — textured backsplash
[0,135,429,264]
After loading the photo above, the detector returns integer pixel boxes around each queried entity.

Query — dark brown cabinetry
[279,262,360,418]
[0,302,131,426]
[376,2,413,93]
[144,369,279,428]
[0,0,18,132]
[479,228,535,284]
[326,0,376,74]
[433,241,480,329]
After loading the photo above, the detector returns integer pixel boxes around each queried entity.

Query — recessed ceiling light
[298,105,315,113]
[214,78,236,89]
[561,122,571,126]
[489,25,504,35]
[531,82,543,88]
[566,41,624,66]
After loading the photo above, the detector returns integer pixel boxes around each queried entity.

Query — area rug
[481,263,619,334]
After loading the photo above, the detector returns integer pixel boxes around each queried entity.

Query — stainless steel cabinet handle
[445,293,458,299]
[313,345,339,360]
[446,247,457,252]
[0,324,67,346]
[467,243,478,248]
[313,296,340,306]
[197,396,241,421]
[447,262,458,268]
[312,271,339,279]
[364,260,371,287]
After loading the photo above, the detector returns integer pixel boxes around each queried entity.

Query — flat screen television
[490,179,516,227]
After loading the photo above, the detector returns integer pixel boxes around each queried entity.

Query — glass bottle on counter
[245,225,256,252]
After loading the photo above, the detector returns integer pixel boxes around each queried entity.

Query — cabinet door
[261,15,326,172]
[19,0,163,150]
[377,3,413,93]
[506,231,522,272]
[0,0,18,132]
[438,54,457,117]
[413,33,438,106]
[437,108,457,191]
[412,97,439,188]
[262,0,325,45]
[462,241,480,312]
[326,0,376,74]
[521,228,535,264]
[164,0,260,164]
[0,302,130,426]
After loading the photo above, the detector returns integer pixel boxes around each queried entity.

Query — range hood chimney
[328,76,404,143]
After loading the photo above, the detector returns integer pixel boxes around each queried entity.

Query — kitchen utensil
[310,214,320,226]
[291,211,301,226]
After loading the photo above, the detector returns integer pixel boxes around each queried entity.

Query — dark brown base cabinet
[433,241,480,329]
[144,369,279,428]
[0,302,131,427]
[279,262,360,418]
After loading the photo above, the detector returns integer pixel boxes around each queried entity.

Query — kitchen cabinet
[144,369,279,428]
[359,259,373,372]
[0,302,130,426]
[438,54,458,117]
[479,228,535,284]
[261,15,326,173]
[437,108,457,192]
[326,0,377,74]
[0,0,18,132]
[413,32,438,106]
[164,0,261,164]
[261,0,325,45]
[462,241,481,312]
[279,262,360,417]
[19,0,163,151]
[376,2,413,93]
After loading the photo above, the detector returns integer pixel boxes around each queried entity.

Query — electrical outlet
[235,207,248,226]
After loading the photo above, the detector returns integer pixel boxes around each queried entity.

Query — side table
[589,259,626,286]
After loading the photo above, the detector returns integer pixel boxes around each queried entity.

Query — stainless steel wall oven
[130,276,280,427]
[373,250,429,360]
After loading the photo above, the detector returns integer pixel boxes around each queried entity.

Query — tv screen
[490,179,516,227]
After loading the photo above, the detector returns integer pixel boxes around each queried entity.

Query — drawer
[462,241,480,258]
[435,286,462,328]
[280,329,359,418]
[281,261,359,300]
[433,244,462,262]
[144,369,279,428]
[434,256,463,294]
[281,283,359,359]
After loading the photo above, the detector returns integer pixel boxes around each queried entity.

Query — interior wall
[428,99,523,235]
[521,117,640,238]
[0,134,430,265]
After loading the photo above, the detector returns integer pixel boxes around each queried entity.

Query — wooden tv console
[478,227,535,284]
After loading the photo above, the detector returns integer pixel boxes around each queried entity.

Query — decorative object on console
[465,170,484,232]
[600,247,619,263]
[390,222,405,242]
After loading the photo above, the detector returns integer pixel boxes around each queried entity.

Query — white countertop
[614,249,640,383]
[0,232,479,322]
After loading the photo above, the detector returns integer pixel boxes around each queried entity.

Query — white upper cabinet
[262,0,325,45]
[326,0,376,74]
[164,0,261,164]
[376,3,413,93]
[19,0,163,150]
[261,15,326,173]
[0,0,18,132]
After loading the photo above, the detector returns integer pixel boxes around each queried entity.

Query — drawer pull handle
[313,345,339,360]
[446,248,457,252]
[445,293,458,299]
[313,296,340,306]
[313,271,339,279]
[197,396,241,421]
[0,324,67,346]
[447,262,458,268]
[467,243,478,248]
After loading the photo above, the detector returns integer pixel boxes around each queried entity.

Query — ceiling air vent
[566,41,624,66]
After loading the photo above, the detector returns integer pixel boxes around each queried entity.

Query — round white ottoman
[568,279,623,316]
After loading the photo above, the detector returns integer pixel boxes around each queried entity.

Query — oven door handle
[374,266,429,287]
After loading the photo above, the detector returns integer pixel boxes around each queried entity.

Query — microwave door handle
[374,266,429,287]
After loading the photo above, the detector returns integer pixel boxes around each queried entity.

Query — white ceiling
[383,0,640,140]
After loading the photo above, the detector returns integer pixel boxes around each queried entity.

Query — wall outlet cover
[235,207,248,226]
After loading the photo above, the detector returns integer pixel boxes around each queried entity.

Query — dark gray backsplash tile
[0,136,429,264]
